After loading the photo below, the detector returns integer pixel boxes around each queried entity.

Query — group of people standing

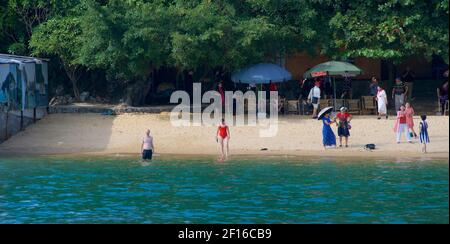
[139,67,444,161]
[320,66,435,153]
[321,107,353,149]
[394,104,430,153]
[320,102,430,153]
[371,73,414,120]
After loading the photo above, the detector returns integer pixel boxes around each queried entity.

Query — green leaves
[327,0,448,63]
[30,16,82,66]
[7,0,449,90]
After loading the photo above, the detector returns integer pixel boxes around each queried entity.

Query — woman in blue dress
[419,115,430,153]
[322,113,337,149]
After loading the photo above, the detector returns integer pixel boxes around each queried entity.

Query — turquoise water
[0,156,448,224]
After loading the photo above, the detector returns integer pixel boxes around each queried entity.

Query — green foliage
[1,0,448,104]
[30,16,82,66]
[79,0,173,81]
[327,0,449,64]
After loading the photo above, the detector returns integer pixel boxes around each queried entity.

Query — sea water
[0,156,448,224]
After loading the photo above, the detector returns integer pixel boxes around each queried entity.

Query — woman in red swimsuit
[216,118,230,161]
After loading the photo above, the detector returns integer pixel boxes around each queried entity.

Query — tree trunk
[71,79,80,101]
[387,60,397,92]
[5,110,8,140]
[388,61,397,82]
[64,65,81,101]
[143,72,154,105]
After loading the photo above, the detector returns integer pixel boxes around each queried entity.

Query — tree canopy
[1,0,448,104]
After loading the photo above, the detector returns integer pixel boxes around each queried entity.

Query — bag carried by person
[312,97,319,104]
[311,88,319,104]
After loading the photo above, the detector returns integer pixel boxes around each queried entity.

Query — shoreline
[1,150,448,161]
[0,113,448,161]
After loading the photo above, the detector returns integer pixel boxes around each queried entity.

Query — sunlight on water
[0,156,448,224]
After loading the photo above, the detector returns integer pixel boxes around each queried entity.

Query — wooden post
[33,107,37,123]
[4,110,8,140]
[20,110,24,130]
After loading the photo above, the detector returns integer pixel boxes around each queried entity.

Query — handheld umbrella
[317,106,334,120]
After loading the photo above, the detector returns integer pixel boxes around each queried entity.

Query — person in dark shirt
[401,67,416,101]
[392,77,408,112]
[269,80,278,92]
[369,76,379,97]
[323,76,333,99]
[300,78,313,101]
[341,76,353,99]
[437,71,449,115]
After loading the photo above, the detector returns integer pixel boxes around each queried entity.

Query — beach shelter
[303,61,363,110]
[0,54,48,111]
[303,61,363,79]
[231,63,292,84]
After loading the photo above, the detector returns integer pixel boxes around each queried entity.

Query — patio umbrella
[232,63,292,84]
[303,61,363,79]
[317,106,334,120]
[303,61,363,111]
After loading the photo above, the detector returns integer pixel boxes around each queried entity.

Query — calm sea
[0,156,448,224]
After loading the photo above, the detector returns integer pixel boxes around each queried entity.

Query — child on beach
[405,102,417,138]
[336,107,352,148]
[322,113,337,149]
[419,115,430,153]
[141,129,155,161]
[216,118,230,161]
[394,105,412,144]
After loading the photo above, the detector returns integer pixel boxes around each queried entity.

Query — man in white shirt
[308,81,321,119]
[141,129,155,161]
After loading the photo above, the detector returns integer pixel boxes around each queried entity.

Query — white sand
[0,113,448,159]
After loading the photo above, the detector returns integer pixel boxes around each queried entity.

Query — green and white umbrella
[303,61,363,79]
[303,61,363,111]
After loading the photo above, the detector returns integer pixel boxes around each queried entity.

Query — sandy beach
[0,113,448,159]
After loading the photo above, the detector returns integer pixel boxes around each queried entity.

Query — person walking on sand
[376,86,388,119]
[141,129,155,161]
[419,115,430,153]
[216,118,230,161]
[322,113,337,149]
[394,105,412,144]
[308,81,321,119]
[405,102,417,138]
[336,107,352,148]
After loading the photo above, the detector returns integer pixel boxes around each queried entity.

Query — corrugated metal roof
[0,53,49,64]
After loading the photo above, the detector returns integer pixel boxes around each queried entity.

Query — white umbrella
[317,106,334,120]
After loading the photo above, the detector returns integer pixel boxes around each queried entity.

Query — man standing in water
[141,129,155,161]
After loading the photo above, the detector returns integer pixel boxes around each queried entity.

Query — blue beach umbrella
[231,63,293,84]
